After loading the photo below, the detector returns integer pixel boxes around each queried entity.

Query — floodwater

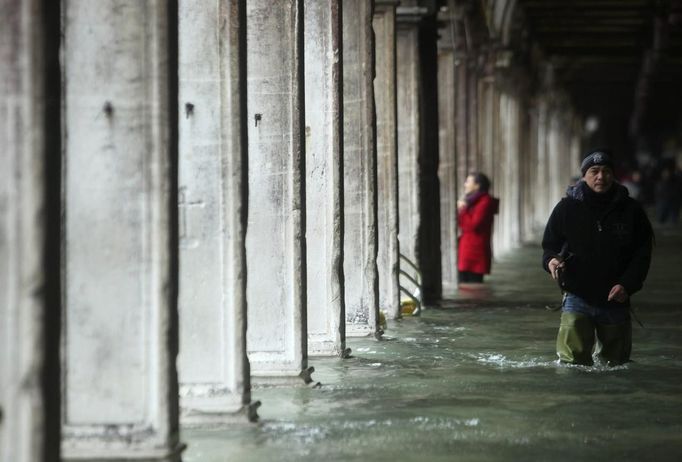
[184,225,682,462]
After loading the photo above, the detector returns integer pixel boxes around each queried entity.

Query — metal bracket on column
[399,253,423,316]
[299,366,322,388]
[246,400,262,423]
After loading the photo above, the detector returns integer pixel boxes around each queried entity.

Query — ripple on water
[265,416,482,437]
[554,359,630,373]
[472,352,556,369]
[472,352,633,372]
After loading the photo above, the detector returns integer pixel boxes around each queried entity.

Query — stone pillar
[456,58,470,180]
[61,1,182,460]
[570,118,583,174]
[467,59,480,170]
[343,0,380,337]
[508,93,522,248]
[524,100,540,236]
[246,1,311,381]
[437,28,458,296]
[535,98,551,227]
[548,105,563,205]
[495,90,521,254]
[396,5,441,304]
[304,0,345,356]
[417,12,443,303]
[373,1,401,319]
[479,76,497,183]
[0,1,60,460]
[518,95,533,243]
[177,0,255,423]
[396,10,422,274]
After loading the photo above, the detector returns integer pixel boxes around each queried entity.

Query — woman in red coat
[457,172,499,283]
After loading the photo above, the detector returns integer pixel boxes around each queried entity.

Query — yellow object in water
[401,299,417,315]
[379,311,387,329]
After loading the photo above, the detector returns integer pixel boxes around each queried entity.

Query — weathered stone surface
[343,0,380,337]
[0,1,58,460]
[304,0,345,356]
[479,80,497,185]
[466,61,479,170]
[178,0,254,422]
[493,91,521,255]
[414,15,442,304]
[396,22,421,269]
[246,0,309,378]
[374,1,401,319]
[456,59,470,180]
[61,1,182,459]
[535,98,552,227]
[437,46,458,295]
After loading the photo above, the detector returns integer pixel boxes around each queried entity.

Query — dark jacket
[542,180,653,308]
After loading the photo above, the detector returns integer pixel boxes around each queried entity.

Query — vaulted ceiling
[515,0,682,154]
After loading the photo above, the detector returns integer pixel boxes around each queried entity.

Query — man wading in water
[542,150,653,366]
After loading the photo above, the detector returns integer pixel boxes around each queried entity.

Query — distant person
[655,167,681,225]
[542,150,653,366]
[457,172,499,284]
[621,170,643,202]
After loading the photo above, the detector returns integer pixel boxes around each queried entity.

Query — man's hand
[547,257,564,280]
[608,284,629,303]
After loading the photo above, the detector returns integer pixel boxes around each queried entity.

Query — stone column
[467,58,480,169]
[479,76,497,183]
[570,118,583,174]
[246,1,312,382]
[396,10,422,274]
[548,105,563,205]
[304,0,346,356]
[373,0,401,320]
[61,1,182,460]
[508,93,522,248]
[437,23,458,296]
[177,0,255,423]
[456,58,470,179]
[495,89,521,254]
[343,0,380,337]
[0,1,60,460]
[397,5,442,304]
[524,101,540,235]
[535,97,551,226]
[417,12,443,304]
[518,95,534,242]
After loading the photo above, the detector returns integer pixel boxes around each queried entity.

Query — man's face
[584,165,614,193]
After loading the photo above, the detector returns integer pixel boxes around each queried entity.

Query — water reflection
[185,229,682,462]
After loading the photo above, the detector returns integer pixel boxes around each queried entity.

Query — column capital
[397,6,429,25]
[375,0,401,6]
[374,0,400,16]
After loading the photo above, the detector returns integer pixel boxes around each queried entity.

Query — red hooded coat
[457,192,499,274]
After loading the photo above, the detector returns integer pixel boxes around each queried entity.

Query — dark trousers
[459,271,484,283]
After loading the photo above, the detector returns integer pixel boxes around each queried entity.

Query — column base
[308,342,351,358]
[346,325,379,337]
[251,367,321,388]
[63,442,186,462]
[181,400,261,426]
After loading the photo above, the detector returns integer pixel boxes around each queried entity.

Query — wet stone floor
[184,225,682,462]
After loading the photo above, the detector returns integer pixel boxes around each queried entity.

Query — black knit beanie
[580,149,614,176]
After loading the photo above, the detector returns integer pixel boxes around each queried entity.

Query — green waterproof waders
[556,311,632,366]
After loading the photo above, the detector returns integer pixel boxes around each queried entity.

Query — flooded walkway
[185,224,682,462]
